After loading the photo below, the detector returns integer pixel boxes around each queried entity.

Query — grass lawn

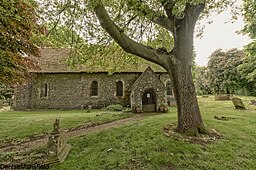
[1,95,256,169]
[51,95,256,170]
[0,109,133,147]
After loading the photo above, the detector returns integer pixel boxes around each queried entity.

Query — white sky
[194,3,251,66]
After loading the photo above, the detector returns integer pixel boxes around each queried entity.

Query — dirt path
[0,114,147,153]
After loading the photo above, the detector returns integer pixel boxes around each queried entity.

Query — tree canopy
[239,0,256,85]
[194,66,212,95]
[0,0,40,85]
[207,48,244,94]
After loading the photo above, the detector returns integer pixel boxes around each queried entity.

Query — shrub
[105,104,123,111]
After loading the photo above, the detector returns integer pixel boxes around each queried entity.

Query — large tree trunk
[168,15,205,134]
[169,65,205,134]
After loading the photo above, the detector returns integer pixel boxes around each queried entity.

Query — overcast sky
[194,3,251,66]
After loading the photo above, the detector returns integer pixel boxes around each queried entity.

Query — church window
[116,81,123,97]
[40,83,48,98]
[91,81,98,96]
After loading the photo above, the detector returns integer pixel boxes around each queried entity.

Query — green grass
[1,96,256,169]
[51,95,256,170]
[0,109,132,146]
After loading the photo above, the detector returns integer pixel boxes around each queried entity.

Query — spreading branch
[125,0,174,34]
[92,0,174,69]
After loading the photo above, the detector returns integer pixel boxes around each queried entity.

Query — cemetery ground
[1,96,256,169]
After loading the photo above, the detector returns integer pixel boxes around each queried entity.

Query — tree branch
[92,0,173,69]
[161,0,175,21]
[125,0,174,34]
[184,3,205,22]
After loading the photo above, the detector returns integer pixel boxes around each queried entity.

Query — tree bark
[167,6,205,134]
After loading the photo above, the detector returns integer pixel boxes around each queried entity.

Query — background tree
[194,66,212,95]
[207,48,244,94]
[238,0,256,96]
[0,0,40,85]
[0,82,14,100]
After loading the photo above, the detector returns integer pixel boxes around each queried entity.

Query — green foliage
[238,43,256,83]
[0,83,14,100]
[207,48,244,94]
[242,0,256,39]
[105,104,124,111]
[239,0,256,96]
[32,25,82,48]
[0,0,40,85]
[194,66,212,95]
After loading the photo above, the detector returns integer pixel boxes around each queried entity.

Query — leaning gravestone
[232,97,246,110]
[45,119,71,164]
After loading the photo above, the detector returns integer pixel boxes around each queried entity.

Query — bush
[105,104,123,111]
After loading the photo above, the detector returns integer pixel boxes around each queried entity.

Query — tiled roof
[31,48,166,73]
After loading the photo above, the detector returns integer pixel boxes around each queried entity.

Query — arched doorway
[142,89,156,112]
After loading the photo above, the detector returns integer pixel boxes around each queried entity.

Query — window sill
[91,96,99,98]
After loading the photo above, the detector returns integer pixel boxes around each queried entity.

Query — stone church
[12,48,174,112]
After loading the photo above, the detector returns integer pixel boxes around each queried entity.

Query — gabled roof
[130,66,165,91]
[30,48,166,73]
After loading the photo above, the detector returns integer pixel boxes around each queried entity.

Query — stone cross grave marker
[45,119,71,164]
[231,97,246,110]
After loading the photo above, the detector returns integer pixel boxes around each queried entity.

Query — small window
[40,83,48,98]
[91,81,98,96]
[166,81,172,95]
[116,81,123,97]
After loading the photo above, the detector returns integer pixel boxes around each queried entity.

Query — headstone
[231,97,246,110]
[45,119,71,164]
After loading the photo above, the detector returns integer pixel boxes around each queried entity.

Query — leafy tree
[0,83,14,100]
[238,0,256,96]
[207,48,244,94]
[37,0,237,134]
[33,25,85,48]
[194,66,212,95]
[0,0,40,85]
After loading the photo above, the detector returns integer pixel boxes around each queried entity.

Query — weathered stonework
[12,48,175,112]
[130,67,166,112]
[13,69,173,111]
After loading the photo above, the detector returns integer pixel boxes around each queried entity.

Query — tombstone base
[215,94,232,101]
[234,105,246,110]
[45,144,71,164]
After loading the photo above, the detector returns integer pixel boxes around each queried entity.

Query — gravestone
[231,97,246,110]
[45,119,71,164]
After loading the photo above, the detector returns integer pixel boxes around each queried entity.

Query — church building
[12,48,175,112]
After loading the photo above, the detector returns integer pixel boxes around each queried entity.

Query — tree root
[164,124,223,145]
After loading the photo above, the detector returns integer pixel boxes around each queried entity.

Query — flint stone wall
[13,72,170,110]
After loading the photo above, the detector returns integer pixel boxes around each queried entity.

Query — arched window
[40,83,48,98]
[166,81,172,95]
[91,81,98,96]
[116,81,123,97]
